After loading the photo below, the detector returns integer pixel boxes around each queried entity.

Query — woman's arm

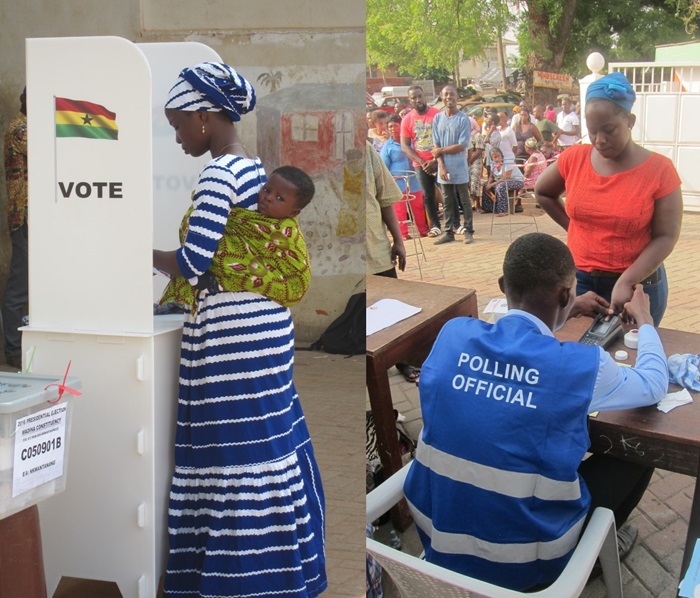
[531,125,542,143]
[179,160,249,279]
[534,162,569,231]
[523,156,536,177]
[468,147,483,166]
[153,249,181,277]
[485,170,498,189]
[611,188,684,311]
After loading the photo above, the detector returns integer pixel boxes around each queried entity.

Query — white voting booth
[24,36,221,597]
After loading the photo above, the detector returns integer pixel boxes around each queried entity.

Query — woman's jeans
[576,264,668,327]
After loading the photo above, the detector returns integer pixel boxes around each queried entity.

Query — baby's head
[257,165,315,219]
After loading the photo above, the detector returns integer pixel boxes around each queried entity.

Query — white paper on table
[366,299,422,336]
[482,297,508,314]
[657,388,694,413]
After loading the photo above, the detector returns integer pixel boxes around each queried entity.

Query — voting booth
[23,36,221,597]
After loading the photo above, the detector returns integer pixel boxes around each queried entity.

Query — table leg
[366,356,413,531]
[0,506,47,598]
[679,467,700,596]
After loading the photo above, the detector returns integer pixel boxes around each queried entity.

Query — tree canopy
[517,0,700,77]
[366,0,515,83]
[367,0,700,93]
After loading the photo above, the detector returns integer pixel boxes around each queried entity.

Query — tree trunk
[523,0,579,105]
[496,27,507,90]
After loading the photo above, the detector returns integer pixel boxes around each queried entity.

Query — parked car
[374,95,410,114]
[379,85,411,97]
[431,95,484,112]
[462,102,517,127]
[483,91,524,105]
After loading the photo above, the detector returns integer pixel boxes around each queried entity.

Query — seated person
[481,147,524,216]
[404,232,668,592]
[514,138,547,213]
[522,137,547,190]
[160,165,314,311]
[540,140,558,163]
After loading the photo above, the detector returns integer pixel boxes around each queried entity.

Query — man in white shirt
[497,111,517,164]
[554,96,580,150]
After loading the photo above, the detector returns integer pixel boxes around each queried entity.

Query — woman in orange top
[535,72,683,325]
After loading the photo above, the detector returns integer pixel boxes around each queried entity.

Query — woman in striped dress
[153,62,327,598]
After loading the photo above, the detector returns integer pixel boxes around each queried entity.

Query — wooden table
[366,277,478,529]
[558,317,700,594]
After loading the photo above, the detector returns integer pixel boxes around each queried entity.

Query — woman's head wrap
[525,137,539,149]
[586,72,636,112]
[165,62,256,122]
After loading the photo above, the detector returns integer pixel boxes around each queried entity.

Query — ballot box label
[12,403,68,497]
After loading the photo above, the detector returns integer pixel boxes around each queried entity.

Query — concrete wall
[0,0,366,342]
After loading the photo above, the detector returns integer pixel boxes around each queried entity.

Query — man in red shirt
[400,86,442,237]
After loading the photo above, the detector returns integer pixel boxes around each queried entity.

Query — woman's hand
[611,276,636,318]
[153,249,181,277]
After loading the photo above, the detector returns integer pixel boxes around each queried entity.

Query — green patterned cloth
[160,206,310,311]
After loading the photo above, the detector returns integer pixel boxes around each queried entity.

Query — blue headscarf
[165,62,256,122]
[586,72,636,112]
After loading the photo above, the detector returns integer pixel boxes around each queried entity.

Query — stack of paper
[366,299,421,336]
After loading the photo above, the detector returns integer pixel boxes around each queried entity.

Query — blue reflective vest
[404,314,599,591]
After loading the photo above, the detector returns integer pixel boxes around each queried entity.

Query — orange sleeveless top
[557,145,681,272]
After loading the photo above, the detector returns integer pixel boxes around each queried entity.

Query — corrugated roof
[474,67,519,85]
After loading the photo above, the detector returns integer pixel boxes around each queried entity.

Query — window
[291,114,319,142]
[334,111,355,160]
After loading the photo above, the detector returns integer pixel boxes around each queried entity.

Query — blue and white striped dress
[163,155,327,598]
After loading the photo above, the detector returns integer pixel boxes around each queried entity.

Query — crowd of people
[366,86,581,230]
[368,71,685,594]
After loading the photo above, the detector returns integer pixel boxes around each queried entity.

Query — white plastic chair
[366,463,623,598]
[489,185,541,242]
[393,171,426,280]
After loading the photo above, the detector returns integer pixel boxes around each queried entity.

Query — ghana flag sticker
[55,97,118,141]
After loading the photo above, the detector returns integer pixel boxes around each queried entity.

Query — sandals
[396,363,420,384]
[428,227,441,237]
